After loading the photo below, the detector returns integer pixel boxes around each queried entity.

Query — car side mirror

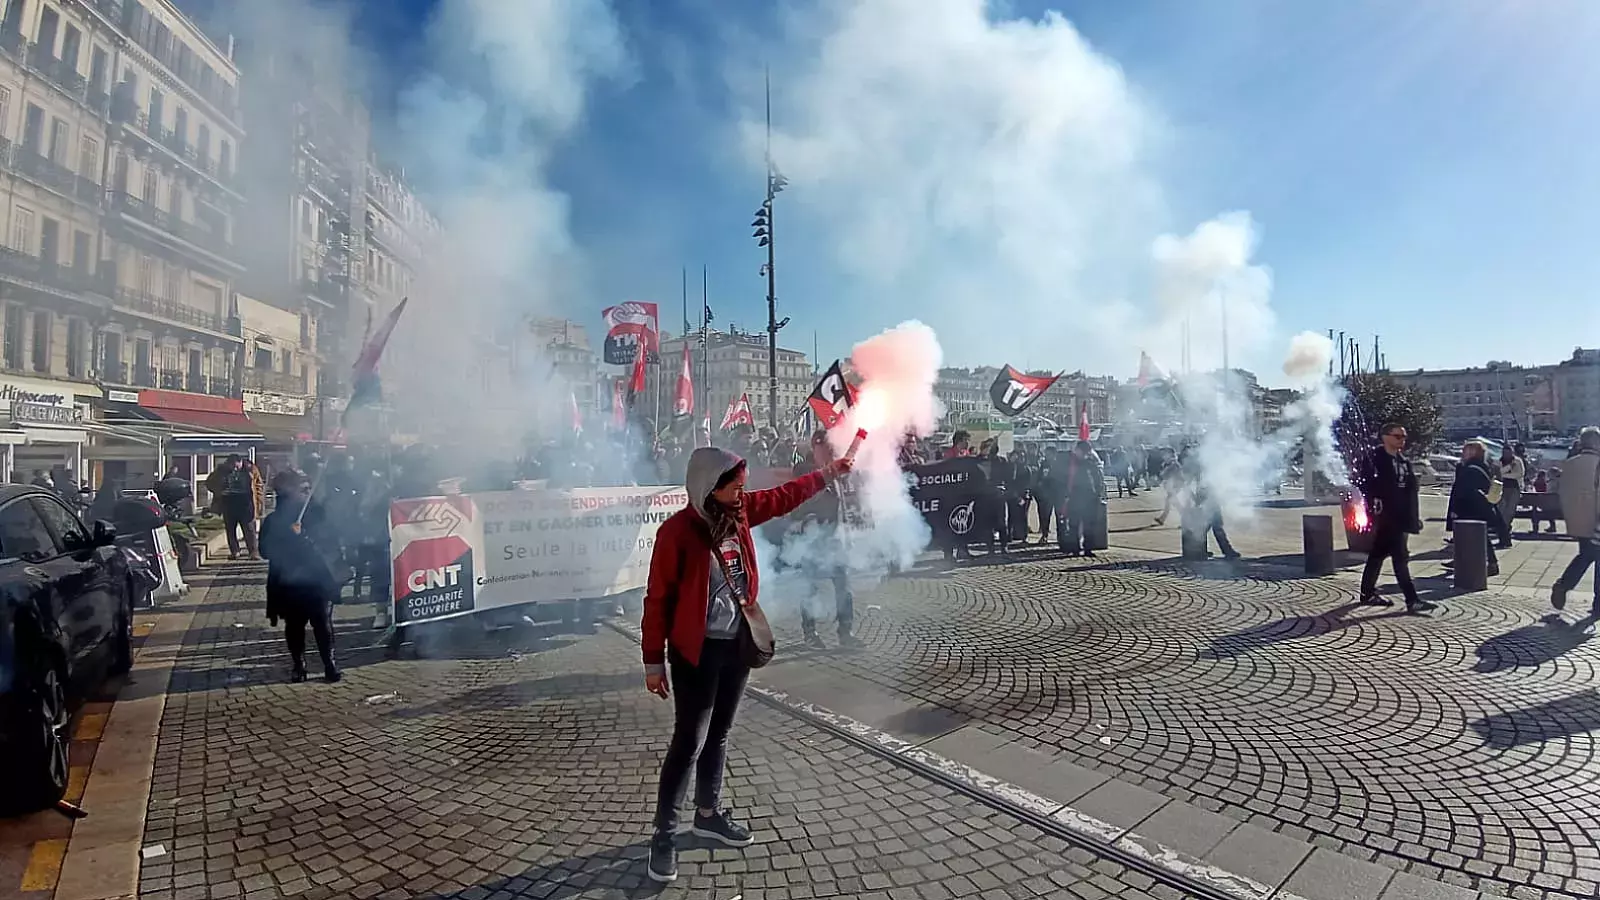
[93,520,117,547]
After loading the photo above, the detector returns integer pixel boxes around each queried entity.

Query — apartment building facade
[0,0,246,484]
[655,329,811,434]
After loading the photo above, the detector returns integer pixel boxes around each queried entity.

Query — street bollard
[1303,515,1335,575]
[1086,501,1109,551]
[1179,507,1209,560]
[1453,519,1489,591]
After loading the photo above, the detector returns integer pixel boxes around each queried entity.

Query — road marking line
[20,838,68,891]
[74,712,109,741]
[65,764,90,804]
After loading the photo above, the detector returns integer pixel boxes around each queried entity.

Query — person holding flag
[791,430,862,650]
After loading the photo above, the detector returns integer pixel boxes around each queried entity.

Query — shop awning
[149,407,256,431]
[135,389,256,433]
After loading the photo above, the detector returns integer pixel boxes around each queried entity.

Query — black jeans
[1036,498,1058,540]
[1360,525,1420,604]
[224,498,258,557]
[654,638,749,835]
[1557,540,1600,606]
[801,568,854,638]
[284,603,335,676]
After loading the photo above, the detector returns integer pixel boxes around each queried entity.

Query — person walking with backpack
[641,446,852,883]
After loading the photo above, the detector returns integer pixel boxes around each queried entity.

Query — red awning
[137,389,256,433]
[148,408,257,432]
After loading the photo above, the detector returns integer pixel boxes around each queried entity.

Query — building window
[10,207,32,253]
[148,87,163,127]
[0,86,9,140]
[196,122,209,162]
[2,304,21,370]
[168,183,182,219]
[163,266,180,303]
[142,167,157,203]
[71,230,89,271]
[66,318,86,378]
[31,309,51,373]
[21,103,42,154]
[77,136,98,181]
[219,139,230,177]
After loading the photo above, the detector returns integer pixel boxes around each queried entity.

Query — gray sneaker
[647,834,677,883]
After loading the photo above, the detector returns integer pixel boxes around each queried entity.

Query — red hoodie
[642,447,826,671]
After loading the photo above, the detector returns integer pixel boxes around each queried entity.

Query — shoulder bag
[712,540,775,668]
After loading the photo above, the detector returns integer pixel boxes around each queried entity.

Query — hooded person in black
[260,469,341,683]
[1357,423,1429,613]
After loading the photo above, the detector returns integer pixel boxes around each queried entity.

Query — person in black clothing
[1447,441,1502,579]
[1357,423,1429,613]
[792,431,859,649]
[1058,441,1105,557]
[1179,448,1241,559]
[260,469,342,683]
[1010,448,1035,543]
[980,440,1013,554]
[1036,448,1065,544]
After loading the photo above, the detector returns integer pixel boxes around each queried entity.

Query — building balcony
[111,286,240,338]
[118,6,238,120]
[0,138,101,207]
[109,94,235,192]
[130,364,156,388]
[106,190,241,271]
[0,247,111,300]
[159,369,184,391]
[300,276,346,308]
[243,368,308,395]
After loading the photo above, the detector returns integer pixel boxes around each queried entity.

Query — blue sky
[352,0,1599,382]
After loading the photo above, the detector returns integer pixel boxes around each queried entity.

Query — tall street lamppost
[752,72,789,432]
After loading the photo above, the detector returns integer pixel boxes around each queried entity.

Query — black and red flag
[988,365,1060,417]
[807,359,858,429]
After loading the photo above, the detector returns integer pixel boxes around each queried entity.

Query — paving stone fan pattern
[137,578,1176,900]
[762,550,1600,898]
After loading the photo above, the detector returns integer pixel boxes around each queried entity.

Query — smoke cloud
[750,0,1162,371]
[756,322,944,622]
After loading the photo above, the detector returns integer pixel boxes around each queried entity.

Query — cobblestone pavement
[754,498,1600,899]
[133,568,1181,900]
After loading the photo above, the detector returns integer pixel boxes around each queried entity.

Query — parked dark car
[0,486,139,815]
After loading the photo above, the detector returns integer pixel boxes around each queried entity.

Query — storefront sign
[0,375,94,411]
[169,434,264,454]
[11,401,84,425]
[389,485,688,626]
[242,391,308,416]
[106,389,140,403]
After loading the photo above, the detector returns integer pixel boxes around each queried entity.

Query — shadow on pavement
[1473,614,1598,673]
[1471,689,1600,749]
[420,839,664,900]
[1199,602,1412,659]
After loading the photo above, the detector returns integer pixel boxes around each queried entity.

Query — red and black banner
[807,360,857,430]
[389,496,479,625]
[988,365,1059,416]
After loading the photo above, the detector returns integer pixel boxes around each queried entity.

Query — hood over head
[686,446,745,520]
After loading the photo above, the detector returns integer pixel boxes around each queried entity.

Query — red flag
[673,343,694,417]
[353,297,408,379]
[612,379,627,429]
[807,360,856,429]
[1078,403,1091,442]
[628,346,648,399]
[721,393,755,430]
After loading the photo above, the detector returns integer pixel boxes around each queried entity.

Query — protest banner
[390,484,688,626]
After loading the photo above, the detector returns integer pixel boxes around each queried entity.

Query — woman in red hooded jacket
[641,445,851,883]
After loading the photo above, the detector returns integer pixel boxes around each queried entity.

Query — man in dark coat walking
[1357,423,1429,613]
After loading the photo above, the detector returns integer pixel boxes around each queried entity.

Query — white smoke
[385,0,628,448]
[755,322,943,624]
[749,0,1161,371]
